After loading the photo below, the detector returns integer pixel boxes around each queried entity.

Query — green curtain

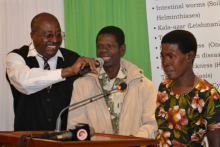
[64,0,152,79]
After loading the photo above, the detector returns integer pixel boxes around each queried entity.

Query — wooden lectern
[0,131,155,147]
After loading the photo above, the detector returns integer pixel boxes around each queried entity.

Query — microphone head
[95,58,104,67]
[118,83,127,91]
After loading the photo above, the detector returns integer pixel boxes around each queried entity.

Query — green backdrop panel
[64,0,152,79]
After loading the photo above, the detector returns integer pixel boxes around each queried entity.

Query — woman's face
[160,43,191,80]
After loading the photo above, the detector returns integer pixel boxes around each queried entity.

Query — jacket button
[47,98,50,101]
[48,119,52,122]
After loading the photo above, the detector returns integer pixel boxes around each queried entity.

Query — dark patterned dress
[155,78,220,147]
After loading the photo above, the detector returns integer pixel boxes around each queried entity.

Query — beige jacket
[67,59,157,138]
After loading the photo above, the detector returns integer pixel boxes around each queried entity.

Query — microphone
[49,124,95,141]
[49,132,72,140]
[55,82,127,132]
[49,132,73,140]
[77,57,104,77]
[117,82,127,91]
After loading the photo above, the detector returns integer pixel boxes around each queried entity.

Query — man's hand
[61,57,99,78]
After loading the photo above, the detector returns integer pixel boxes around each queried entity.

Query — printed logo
[77,129,88,140]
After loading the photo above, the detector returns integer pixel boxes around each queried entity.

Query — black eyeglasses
[42,31,65,40]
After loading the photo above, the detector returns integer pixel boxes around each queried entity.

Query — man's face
[96,34,125,69]
[31,16,62,59]
[161,43,190,80]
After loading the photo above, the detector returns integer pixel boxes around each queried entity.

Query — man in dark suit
[6,12,98,131]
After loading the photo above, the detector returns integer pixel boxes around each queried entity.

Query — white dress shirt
[6,43,66,95]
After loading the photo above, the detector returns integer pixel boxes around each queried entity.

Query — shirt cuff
[48,69,66,81]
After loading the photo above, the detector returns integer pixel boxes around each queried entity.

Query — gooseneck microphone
[49,125,95,140]
[77,57,104,77]
[17,83,127,144]
[55,82,127,132]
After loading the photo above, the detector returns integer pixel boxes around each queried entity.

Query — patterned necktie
[42,57,50,93]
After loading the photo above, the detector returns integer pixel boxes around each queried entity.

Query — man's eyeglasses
[42,31,65,40]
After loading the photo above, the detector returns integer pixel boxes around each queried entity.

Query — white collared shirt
[6,43,66,95]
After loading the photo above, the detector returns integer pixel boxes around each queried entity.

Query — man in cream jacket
[67,26,157,138]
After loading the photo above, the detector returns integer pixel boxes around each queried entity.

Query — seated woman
[155,30,220,147]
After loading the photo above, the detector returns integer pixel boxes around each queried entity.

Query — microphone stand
[55,88,118,132]
[18,83,126,142]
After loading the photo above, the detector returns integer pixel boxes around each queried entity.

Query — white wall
[0,0,65,131]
